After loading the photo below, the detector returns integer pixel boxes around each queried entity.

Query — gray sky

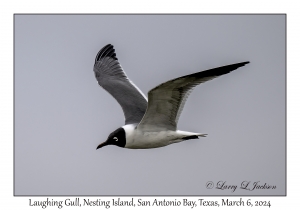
[15,15,285,195]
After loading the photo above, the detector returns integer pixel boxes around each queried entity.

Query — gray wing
[94,44,148,124]
[137,61,250,131]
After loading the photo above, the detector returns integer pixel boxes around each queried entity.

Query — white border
[1,0,296,209]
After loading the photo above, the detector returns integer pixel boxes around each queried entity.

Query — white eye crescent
[113,137,118,141]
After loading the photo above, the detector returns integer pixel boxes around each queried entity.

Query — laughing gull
[94,44,249,149]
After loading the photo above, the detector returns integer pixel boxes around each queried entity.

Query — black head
[96,127,126,149]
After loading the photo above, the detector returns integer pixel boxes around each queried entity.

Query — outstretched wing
[137,62,250,131]
[94,44,148,124]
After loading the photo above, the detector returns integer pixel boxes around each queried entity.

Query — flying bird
[94,44,249,149]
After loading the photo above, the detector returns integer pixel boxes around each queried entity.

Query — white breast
[123,124,185,149]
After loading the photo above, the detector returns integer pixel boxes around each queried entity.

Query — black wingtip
[217,61,250,73]
[233,61,250,70]
[95,44,118,63]
[230,61,250,67]
[241,61,250,65]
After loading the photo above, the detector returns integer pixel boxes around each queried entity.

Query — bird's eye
[113,137,118,141]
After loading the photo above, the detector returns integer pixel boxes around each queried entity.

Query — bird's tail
[182,133,207,140]
[198,133,207,137]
